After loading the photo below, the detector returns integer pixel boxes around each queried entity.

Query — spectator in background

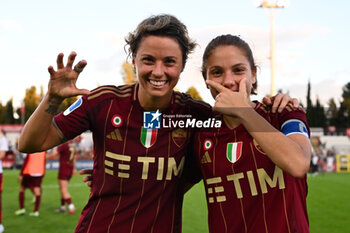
[48,140,77,214]
[310,153,319,175]
[326,150,335,172]
[15,151,46,217]
[77,135,93,160]
[0,131,8,233]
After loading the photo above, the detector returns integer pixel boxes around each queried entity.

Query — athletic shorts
[22,175,43,188]
[58,164,73,181]
[58,172,72,181]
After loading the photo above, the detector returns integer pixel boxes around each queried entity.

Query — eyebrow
[140,54,178,60]
[209,66,222,70]
[209,63,247,69]
[232,63,248,67]
[140,54,153,57]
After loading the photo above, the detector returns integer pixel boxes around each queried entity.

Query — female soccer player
[191,34,311,233]
[18,14,214,233]
[49,140,77,214]
[15,151,46,217]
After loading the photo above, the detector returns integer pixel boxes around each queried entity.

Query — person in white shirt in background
[0,131,9,233]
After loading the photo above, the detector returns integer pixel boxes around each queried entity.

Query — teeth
[150,80,166,86]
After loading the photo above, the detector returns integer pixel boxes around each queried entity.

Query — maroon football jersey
[54,84,212,233]
[57,141,75,180]
[193,102,310,233]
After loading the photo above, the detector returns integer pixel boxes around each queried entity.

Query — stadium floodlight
[254,0,289,96]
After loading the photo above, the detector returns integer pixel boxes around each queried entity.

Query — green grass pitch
[2,170,350,233]
[2,170,90,233]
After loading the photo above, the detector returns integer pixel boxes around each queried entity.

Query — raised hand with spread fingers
[19,52,91,153]
[47,52,90,106]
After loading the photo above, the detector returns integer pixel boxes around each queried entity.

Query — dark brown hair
[125,14,196,68]
[201,34,258,94]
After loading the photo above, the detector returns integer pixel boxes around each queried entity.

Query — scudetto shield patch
[226,142,243,163]
[140,127,158,148]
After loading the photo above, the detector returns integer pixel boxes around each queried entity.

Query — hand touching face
[206,78,252,117]
[205,45,256,99]
[204,45,257,116]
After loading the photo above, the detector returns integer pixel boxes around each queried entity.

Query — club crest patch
[172,129,187,147]
[226,142,243,163]
[111,114,123,127]
[140,127,158,148]
[203,139,213,151]
[253,139,266,155]
[63,98,82,116]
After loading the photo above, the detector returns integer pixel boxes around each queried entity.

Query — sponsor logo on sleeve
[63,98,82,116]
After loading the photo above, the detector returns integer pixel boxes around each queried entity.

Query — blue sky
[1,0,349,108]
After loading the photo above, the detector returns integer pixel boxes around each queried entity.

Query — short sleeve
[279,104,310,138]
[54,96,91,140]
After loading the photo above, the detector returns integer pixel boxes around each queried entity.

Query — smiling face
[133,35,183,108]
[206,45,257,99]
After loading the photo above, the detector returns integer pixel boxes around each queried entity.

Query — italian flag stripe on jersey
[226,142,243,163]
[141,128,158,148]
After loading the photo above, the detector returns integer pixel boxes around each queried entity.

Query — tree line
[0,86,77,124]
[305,81,350,133]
